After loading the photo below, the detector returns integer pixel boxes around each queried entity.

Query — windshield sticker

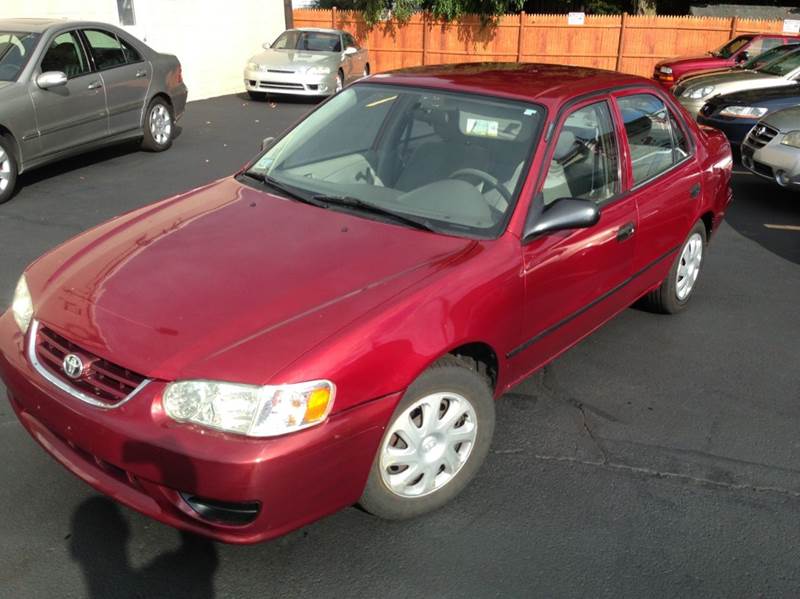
[465,118,499,138]
[366,95,398,108]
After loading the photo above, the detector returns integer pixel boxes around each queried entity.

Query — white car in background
[244,28,369,99]
[741,106,800,189]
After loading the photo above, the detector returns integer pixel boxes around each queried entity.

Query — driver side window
[542,101,619,206]
[40,31,90,79]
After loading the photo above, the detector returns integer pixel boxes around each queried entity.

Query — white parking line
[764,224,800,232]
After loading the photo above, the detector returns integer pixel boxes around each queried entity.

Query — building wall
[4,0,287,100]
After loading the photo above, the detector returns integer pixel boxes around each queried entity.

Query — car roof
[372,63,653,105]
[290,27,343,35]
[0,18,67,33]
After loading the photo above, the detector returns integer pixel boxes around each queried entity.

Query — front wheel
[0,136,18,204]
[334,70,344,94]
[141,97,174,152]
[642,220,707,314]
[359,355,495,520]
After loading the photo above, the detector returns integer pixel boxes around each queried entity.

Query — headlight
[682,86,715,99]
[718,106,768,119]
[306,66,331,76]
[659,66,673,75]
[163,379,335,437]
[247,62,263,72]
[780,131,800,149]
[11,275,33,334]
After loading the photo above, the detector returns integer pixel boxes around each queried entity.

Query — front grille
[750,159,773,178]
[258,81,304,90]
[743,123,779,149]
[35,325,146,405]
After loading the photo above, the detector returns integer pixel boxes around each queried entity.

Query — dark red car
[653,33,795,89]
[0,63,733,543]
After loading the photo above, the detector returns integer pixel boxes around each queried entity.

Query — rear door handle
[617,222,635,242]
[87,80,103,90]
[690,183,701,199]
[135,69,148,78]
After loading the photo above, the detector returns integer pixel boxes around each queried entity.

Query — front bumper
[244,67,336,96]
[0,312,399,543]
[696,115,755,147]
[741,135,800,188]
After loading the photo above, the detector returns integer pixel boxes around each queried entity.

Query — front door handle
[690,183,701,199]
[87,80,103,90]
[617,222,635,242]
[135,69,147,78]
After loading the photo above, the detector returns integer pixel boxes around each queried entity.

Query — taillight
[176,65,183,84]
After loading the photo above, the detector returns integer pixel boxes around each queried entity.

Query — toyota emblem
[62,354,84,379]
[756,126,766,136]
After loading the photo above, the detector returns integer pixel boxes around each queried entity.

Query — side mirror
[736,51,749,63]
[262,42,271,50]
[260,136,275,151]
[523,197,600,242]
[36,71,68,90]
[344,46,358,56]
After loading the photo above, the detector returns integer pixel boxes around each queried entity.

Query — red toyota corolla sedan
[0,63,732,543]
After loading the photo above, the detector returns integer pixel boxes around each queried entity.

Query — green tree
[315,0,525,25]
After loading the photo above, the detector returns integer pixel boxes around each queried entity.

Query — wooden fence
[292,9,791,78]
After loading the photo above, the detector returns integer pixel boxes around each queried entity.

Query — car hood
[658,55,727,70]
[249,49,338,70]
[708,84,800,107]
[682,71,790,97]
[762,106,800,132]
[30,177,473,383]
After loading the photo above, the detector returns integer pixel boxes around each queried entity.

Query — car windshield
[271,31,341,53]
[742,44,798,70]
[712,35,752,58]
[0,31,40,81]
[243,83,544,238]
[757,48,800,76]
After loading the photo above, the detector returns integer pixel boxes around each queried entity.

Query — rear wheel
[359,355,495,519]
[0,136,18,204]
[642,220,706,314]
[141,97,174,152]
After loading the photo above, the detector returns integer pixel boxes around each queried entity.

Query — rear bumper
[0,312,398,543]
[172,83,188,120]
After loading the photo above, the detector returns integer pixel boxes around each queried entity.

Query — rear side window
[617,94,688,186]
[120,37,142,63]
[83,29,126,69]
[541,101,620,206]
[40,31,90,79]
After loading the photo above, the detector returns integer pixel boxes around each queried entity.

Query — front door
[81,28,151,137]
[511,97,638,377]
[28,30,108,159]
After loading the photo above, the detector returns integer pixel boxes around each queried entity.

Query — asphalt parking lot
[1,93,799,599]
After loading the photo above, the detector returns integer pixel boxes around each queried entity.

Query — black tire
[0,135,18,205]
[140,97,174,152]
[247,90,265,101]
[359,355,495,520]
[641,220,707,314]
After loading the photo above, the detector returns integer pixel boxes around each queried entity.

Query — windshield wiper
[241,171,327,207]
[312,194,437,233]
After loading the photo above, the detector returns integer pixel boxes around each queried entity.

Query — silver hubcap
[676,232,703,301]
[380,392,478,498]
[335,74,343,92]
[149,104,172,146]
[0,147,10,192]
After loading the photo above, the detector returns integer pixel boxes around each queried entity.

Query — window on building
[117,0,136,26]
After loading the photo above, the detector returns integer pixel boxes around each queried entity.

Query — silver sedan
[244,28,370,99]
[0,19,187,203]
[741,106,800,189]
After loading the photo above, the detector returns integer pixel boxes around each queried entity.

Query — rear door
[512,97,638,377]
[610,89,701,295]
[28,29,108,158]
[81,28,151,137]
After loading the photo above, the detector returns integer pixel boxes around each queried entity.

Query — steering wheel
[449,168,512,204]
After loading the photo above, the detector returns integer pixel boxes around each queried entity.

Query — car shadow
[725,170,800,265]
[234,91,322,106]
[68,438,218,599]
[15,127,184,195]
